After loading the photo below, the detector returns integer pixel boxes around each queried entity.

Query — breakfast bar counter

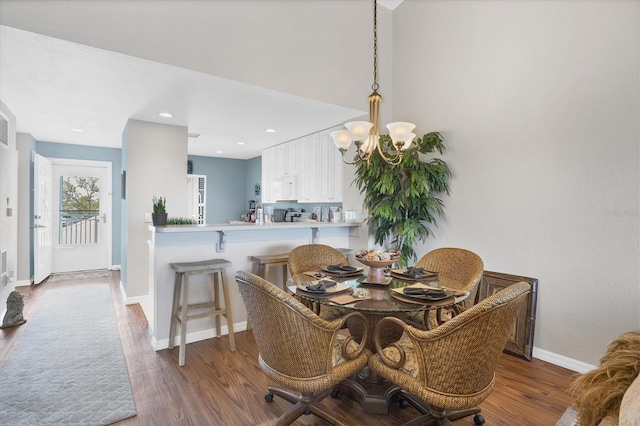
[146,221,364,352]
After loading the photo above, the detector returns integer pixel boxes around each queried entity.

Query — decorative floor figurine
[1,290,27,328]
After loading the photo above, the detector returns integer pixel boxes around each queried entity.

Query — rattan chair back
[416,247,484,306]
[369,281,531,422]
[288,244,349,276]
[235,270,370,425]
[235,270,368,381]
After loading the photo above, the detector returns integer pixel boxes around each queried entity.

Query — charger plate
[295,280,353,297]
[390,283,455,302]
[357,276,393,285]
[319,266,364,277]
[389,268,439,281]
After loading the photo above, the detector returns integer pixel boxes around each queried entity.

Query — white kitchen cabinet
[273,141,299,178]
[297,135,319,202]
[261,148,276,203]
[187,174,206,224]
[262,128,342,203]
[317,131,343,202]
[263,141,300,202]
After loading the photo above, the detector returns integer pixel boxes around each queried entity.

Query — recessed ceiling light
[265,128,276,133]
[70,128,83,133]
[158,112,173,118]
[216,150,223,154]
[236,142,245,145]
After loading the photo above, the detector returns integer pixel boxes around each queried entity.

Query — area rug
[47,269,112,282]
[0,284,137,425]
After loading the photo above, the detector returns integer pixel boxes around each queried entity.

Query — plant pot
[152,213,168,226]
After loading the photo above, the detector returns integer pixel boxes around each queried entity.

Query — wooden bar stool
[169,258,236,366]
[249,253,290,290]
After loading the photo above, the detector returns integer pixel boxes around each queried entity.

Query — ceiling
[0,25,365,160]
[0,1,404,160]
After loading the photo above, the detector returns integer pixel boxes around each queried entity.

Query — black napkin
[403,266,426,278]
[326,264,357,272]
[305,280,337,293]
[339,265,357,272]
[403,287,427,295]
[403,287,448,298]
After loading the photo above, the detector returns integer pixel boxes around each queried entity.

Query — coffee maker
[242,200,256,222]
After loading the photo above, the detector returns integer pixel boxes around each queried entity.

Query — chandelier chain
[372,0,379,91]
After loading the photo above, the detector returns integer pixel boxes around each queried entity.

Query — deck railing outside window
[59,210,99,245]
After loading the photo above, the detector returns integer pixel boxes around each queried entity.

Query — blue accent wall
[188,155,253,223]
[31,140,261,276]
[36,141,123,266]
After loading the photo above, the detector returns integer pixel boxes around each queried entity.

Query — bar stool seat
[169,258,236,366]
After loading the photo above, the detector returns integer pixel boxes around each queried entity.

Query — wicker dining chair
[288,244,351,321]
[288,244,349,276]
[235,270,370,426]
[407,247,484,330]
[369,281,531,426]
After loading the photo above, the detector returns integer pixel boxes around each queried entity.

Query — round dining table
[287,270,470,415]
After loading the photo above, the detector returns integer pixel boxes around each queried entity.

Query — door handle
[101,214,107,223]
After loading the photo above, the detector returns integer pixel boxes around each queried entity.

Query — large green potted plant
[353,132,451,267]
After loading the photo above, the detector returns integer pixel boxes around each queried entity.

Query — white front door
[33,153,53,284]
[50,159,112,273]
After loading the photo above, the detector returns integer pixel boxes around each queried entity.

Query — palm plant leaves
[353,132,450,266]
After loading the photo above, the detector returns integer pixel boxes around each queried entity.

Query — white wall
[393,0,640,366]
[0,100,18,306]
[124,119,187,298]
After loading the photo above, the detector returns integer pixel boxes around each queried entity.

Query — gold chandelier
[330,0,416,166]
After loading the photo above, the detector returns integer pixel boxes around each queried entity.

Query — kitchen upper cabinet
[262,141,299,202]
[262,128,343,203]
[261,148,276,203]
[316,131,342,202]
[273,141,298,178]
[297,136,319,203]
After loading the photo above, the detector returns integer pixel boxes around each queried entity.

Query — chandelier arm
[375,141,404,165]
[339,149,360,165]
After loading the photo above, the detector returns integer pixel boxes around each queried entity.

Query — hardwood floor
[1,273,575,425]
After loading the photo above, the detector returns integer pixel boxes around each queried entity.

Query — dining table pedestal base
[335,366,402,415]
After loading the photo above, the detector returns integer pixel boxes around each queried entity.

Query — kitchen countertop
[151,221,363,233]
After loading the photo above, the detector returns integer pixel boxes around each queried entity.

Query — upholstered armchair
[369,281,531,425]
[235,270,370,426]
[407,247,484,330]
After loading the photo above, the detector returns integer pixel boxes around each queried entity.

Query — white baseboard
[14,279,31,288]
[533,347,596,374]
[152,321,248,351]
[118,281,149,306]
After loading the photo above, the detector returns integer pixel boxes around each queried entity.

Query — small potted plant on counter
[152,196,167,226]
